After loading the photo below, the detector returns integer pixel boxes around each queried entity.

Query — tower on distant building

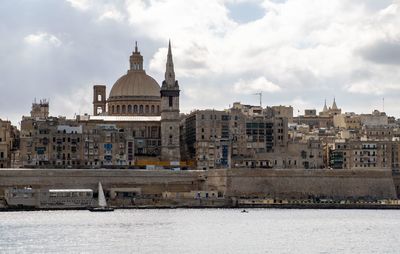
[330,97,341,115]
[160,40,181,162]
[320,98,341,117]
[31,99,49,118]
[93,85,106,115]
[323,99,328,112]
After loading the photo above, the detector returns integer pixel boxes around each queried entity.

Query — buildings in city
[180,102,325,170]
[293,99,340,129]
[0,118,19,168]
[2,42,400,171]
[19,42,182,168]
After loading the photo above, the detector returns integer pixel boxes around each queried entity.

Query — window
[122,105,126,114]
[169,96,173,107]
[134,105,138,113]
[116,105,120,114]
[97,94,102,101]
[128,105,132,113]
[139,105,144,113]
[145,105,149,113]
[151,105,155,113]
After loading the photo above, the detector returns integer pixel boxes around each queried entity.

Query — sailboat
[89,182,114,212]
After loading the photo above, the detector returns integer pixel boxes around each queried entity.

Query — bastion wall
[0,168,397,200]
[226,168,397,199]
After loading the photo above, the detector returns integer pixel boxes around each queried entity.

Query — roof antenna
[253,92,262,107]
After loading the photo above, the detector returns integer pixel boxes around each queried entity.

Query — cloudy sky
[1,0,400,126]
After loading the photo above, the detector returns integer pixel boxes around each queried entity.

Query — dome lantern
[129,41,144,72]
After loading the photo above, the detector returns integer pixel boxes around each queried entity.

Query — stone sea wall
[225,168,397,200]
[0,168,397,201]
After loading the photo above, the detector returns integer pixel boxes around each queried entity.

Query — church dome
[108,43,160,100]
[109,71,160,99]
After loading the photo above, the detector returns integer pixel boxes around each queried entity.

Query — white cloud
[24,32,62,47]
[233,76,281,94]
[98,7,124,22]
[65,0,91,11]
[66,0,124,22]
[53,86,92,117]
[3,0,400,125]
[346,81,400,95]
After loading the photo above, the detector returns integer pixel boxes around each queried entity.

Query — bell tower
[93,85,106,115]
[160,41,181,163]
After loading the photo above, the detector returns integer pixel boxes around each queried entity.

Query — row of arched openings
[111,104,160,114]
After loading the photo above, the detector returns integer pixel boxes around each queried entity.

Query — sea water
[0,209,399,253]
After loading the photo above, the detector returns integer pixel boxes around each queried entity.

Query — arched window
[145,105,149,113]
[134,105,138,113]
[97,94,102,102]
[117,105,120,114]
[112,105,115,114]
[128,105,132,113]
[122,105,126,114]
[139,105,143,113]
[151,105,155,113]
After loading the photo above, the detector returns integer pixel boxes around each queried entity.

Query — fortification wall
[226,168,397,199]
[0,168,397,200]
[0,169,203,195]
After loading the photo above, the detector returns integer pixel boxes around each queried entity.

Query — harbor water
[0,209,399,253]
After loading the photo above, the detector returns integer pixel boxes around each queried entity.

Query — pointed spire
[135,41,138,53]
[168,39,172,56]
[164,39,176,87]
[332,97,338,110]
[323,99,328,112]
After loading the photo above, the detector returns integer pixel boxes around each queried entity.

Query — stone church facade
[19,42,182,168]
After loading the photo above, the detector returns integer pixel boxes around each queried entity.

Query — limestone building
[20,41,182,168]
[333,113,361,130]
[179,102,324,170]
[0,118,19,168]
[93,42,162,117]
[319,98,342,117]
[329,140,392,170]
[91,41,180,164]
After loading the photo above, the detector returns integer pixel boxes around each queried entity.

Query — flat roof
[49,189,93,192]
[81,115,161,122]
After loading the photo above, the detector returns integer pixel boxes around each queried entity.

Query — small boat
[241,209,249,213]
[89,182,114,212]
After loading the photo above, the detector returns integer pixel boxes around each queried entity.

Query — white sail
[98,182,107,208]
